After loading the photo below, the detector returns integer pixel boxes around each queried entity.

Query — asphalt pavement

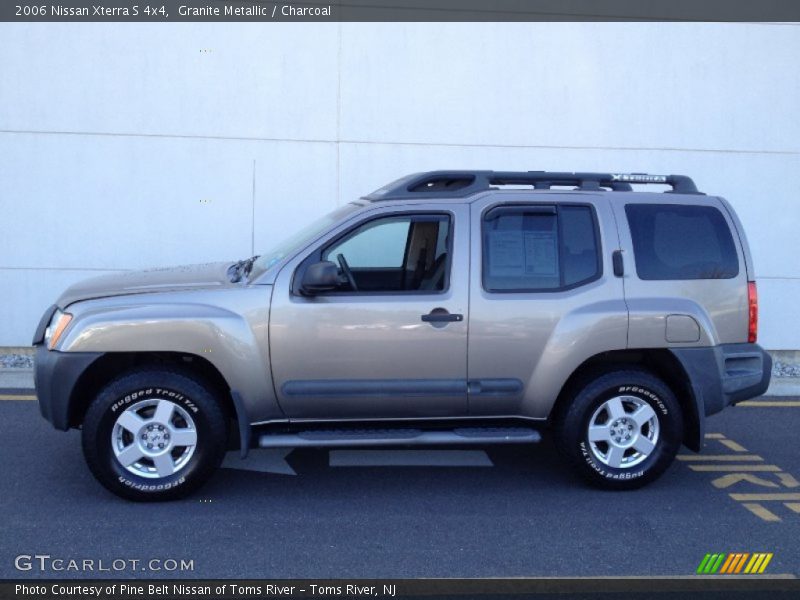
[1,391,799,580]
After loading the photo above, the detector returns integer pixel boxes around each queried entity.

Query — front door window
[322,214,451,293]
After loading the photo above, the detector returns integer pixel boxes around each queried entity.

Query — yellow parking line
[678,454,763,462]
[777,473,800,488]
[730,493,800,502]
[0,394,36,401]
[719,439,748,452]
[741,503,782,522]
[689,464,780,472]
[738,401,800,407]
[684,431,800,522]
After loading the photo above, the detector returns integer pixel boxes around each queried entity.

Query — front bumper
[34,345,103,430]
[671,342,773,417]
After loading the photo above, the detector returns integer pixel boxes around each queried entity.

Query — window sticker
[524,232,558,276]
[488,231,525,276]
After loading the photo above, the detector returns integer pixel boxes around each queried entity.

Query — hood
[57,261,236,307]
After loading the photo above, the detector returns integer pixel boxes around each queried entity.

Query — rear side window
[482,204,601,292]
[626,204,739,280]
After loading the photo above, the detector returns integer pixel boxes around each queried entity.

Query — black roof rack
[364,170,702,201]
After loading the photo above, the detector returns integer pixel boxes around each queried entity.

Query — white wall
[1,23,798,348]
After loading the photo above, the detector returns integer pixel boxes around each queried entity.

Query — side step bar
[258,427,541,449]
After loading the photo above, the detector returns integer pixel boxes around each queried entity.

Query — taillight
[748,281,758,343]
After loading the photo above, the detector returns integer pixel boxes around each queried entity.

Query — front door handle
[421,308,463,324]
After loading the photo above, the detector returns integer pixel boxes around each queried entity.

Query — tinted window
[561,206,601,287]
[482,205,600,292]
[626,204,738,280]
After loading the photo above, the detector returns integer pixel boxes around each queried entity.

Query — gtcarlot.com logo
[697,552,773,575]
[14,554,194,573]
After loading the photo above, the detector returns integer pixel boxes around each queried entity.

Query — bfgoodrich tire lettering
[555,369,683,490]
[82,369,228,501]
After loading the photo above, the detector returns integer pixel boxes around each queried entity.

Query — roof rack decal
[611,173,668,183]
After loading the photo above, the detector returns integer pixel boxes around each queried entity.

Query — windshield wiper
[228,255,260,283]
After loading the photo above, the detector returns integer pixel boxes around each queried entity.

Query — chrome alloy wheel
[587,395,660,469]
[111,398,198,479]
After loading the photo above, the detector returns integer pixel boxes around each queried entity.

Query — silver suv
[33,171,772,501]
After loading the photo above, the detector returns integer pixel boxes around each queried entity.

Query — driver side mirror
[300,261,340,295]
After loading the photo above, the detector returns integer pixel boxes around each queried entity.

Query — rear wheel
[555,369,683,490]
[82,369,228,501]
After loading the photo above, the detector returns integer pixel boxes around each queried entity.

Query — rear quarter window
[625,204,739,280]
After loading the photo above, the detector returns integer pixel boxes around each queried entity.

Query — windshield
[248,203,362,280]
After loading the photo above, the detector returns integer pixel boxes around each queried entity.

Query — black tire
[82,368,228,501]
[554,369,683,490]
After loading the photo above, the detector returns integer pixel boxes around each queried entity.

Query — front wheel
[82,369,228,501]
[555,369,683,490]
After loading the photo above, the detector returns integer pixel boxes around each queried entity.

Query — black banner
[3,578,800,600]
[3,0,800,22]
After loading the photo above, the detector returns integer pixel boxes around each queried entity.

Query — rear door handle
[421,308,463,323]
[612,250,624,277]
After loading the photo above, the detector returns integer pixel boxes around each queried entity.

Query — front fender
[57,293,282,424]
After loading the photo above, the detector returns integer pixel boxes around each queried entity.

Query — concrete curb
[0,369,33,390]
[765,378,800,397]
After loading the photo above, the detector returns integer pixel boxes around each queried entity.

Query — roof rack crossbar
[365,170,701,200]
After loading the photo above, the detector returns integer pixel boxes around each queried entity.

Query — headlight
[44,309,73,350]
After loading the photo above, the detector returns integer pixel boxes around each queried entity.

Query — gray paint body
[40,188,758,428]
